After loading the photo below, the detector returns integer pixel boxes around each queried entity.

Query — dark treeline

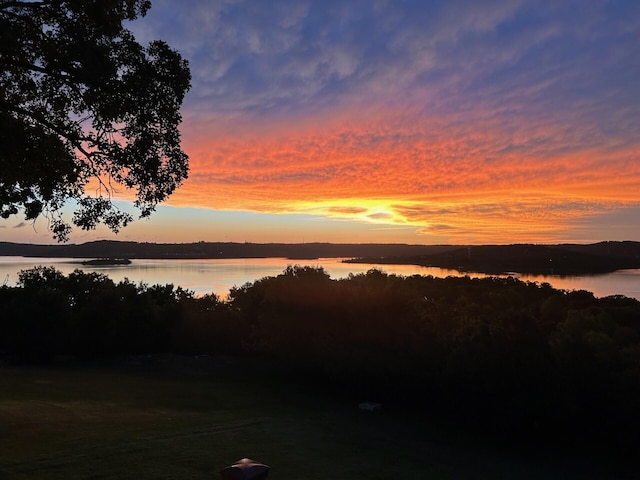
[0,240,456,259]
[2,265,640,456]
[348,241,640,274]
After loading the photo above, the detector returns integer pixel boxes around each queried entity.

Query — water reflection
[1,256,639,301]
[516,269,640,301]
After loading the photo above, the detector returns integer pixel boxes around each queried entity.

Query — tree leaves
[0,0,191,240]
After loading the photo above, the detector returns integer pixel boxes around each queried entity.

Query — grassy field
[0,355,625,479]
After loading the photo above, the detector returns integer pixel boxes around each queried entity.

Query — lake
[1,256,639,301]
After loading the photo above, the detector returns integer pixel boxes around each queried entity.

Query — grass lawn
[0,355,625,479]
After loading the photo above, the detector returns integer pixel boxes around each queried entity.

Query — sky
[3,0,640,245]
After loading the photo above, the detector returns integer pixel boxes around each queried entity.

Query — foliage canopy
[2,266,640,451]
[0,0,191,240]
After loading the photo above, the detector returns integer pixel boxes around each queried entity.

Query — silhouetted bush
[173,293,247,354]
[2,265,640,451]
[0,267,184,359]
[225,267,640,447]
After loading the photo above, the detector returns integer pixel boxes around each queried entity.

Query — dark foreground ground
[1,355,635,480]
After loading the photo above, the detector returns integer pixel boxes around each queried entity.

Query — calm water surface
[1,256,639,300]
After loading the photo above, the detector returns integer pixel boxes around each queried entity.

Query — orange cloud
[70,102,631,244]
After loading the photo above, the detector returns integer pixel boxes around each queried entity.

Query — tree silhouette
[0,0,191,240]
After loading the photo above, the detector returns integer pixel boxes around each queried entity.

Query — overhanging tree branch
[0,2,58,10]
[0,0,190,241]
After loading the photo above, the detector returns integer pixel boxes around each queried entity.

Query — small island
[81,258,132,266]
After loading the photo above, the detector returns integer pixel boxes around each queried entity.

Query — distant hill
[0,240,456,260]
[346,241,640,275]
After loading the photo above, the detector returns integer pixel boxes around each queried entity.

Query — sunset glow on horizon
[2,0,639,245]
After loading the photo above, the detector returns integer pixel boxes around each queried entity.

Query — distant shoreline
[2,240,640,276]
